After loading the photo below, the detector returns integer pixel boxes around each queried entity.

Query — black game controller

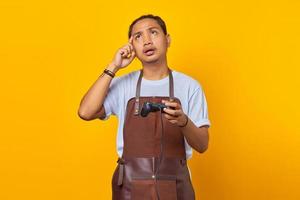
[140,102,169,117]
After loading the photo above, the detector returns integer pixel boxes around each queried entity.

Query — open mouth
[143,48,156,56]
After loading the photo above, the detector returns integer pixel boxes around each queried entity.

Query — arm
[162,100,210,153]
[77,63,119,121]
[78,37,135,121]
[180,119,209,153]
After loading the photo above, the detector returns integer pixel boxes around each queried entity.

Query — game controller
[140,102,170,117]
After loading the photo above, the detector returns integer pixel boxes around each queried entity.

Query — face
[130,18,171,64]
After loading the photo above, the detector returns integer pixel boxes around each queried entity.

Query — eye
[135,34,141,39]
[151,30,157,34]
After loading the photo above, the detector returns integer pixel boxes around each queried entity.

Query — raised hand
[110,36,136,70]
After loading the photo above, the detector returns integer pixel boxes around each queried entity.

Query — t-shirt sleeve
[99,77,120,120]
[187,84,211,128]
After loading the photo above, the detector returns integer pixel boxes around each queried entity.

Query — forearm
[180,117,209,153]
[78,63,118,120]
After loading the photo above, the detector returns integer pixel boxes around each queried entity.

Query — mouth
[143,47,156,56]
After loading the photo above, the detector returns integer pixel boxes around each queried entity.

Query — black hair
[128,14,167,39]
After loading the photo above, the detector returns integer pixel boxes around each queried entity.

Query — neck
[141,58,169,80]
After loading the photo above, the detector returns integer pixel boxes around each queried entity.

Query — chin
[140,55,161,64]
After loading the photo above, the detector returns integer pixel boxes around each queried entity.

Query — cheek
[133,45,142,54]
[135,48,144,57]
[156,38,168,49]
[134,48,145,59]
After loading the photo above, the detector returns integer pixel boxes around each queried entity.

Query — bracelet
[178,114,189,128]
[103,69,115,78]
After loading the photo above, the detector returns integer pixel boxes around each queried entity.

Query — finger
[162,101,180,109]
[125,46,131,54]
[121,51,128,58]
[169,119,177,124]
[120,49,126,56]
[124,47,129,53]
[128,43,133,52]
[129,36,133,44]
[129,40,136,52]
[129,37,136,52]
[163,108,180,117]
[162,99,177,106]
[121,45,129,51]
[121,48,129,56]
[125,47,132,58]
[164,113,177,120]
[130,45,136,56]
[129,50,136,59]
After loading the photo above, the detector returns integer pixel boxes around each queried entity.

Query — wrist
[99,63,117,79]
[107,62,119,74]
[179,114,189,128]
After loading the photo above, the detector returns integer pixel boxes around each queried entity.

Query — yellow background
[1,0,300,199]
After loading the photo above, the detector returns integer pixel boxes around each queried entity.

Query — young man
[78,14,211,200]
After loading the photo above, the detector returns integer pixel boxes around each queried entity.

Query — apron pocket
[131,176,178,200]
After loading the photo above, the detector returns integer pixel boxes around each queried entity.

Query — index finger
[129,36,133,44]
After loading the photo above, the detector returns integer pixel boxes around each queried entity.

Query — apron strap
[134,69,143,115]
[169,68,175,102]
[134,68,174,115]
[117,157,125,186]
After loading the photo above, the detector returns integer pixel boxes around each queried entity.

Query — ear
[166,34,171,47]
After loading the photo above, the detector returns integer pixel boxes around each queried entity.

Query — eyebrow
[132,26,160,37]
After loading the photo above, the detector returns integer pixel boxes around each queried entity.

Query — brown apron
[111,68,196,200]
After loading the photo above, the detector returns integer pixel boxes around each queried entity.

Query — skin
[78,18,209,153]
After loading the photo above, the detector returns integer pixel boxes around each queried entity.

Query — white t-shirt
[101,69,211,159]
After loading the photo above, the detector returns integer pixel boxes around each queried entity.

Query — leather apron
[111,68,195,200]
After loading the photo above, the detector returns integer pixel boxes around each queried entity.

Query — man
[78,14,211,200]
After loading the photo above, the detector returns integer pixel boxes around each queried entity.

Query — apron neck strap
[134,68,174,115]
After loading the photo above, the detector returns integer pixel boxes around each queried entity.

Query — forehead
[132,18,162,34]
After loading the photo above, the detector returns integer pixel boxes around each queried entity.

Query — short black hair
[128,14,167,39]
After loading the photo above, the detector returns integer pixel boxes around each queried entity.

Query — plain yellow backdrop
[1,0,300,199]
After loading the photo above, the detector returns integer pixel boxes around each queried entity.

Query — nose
[143,33,153,46]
